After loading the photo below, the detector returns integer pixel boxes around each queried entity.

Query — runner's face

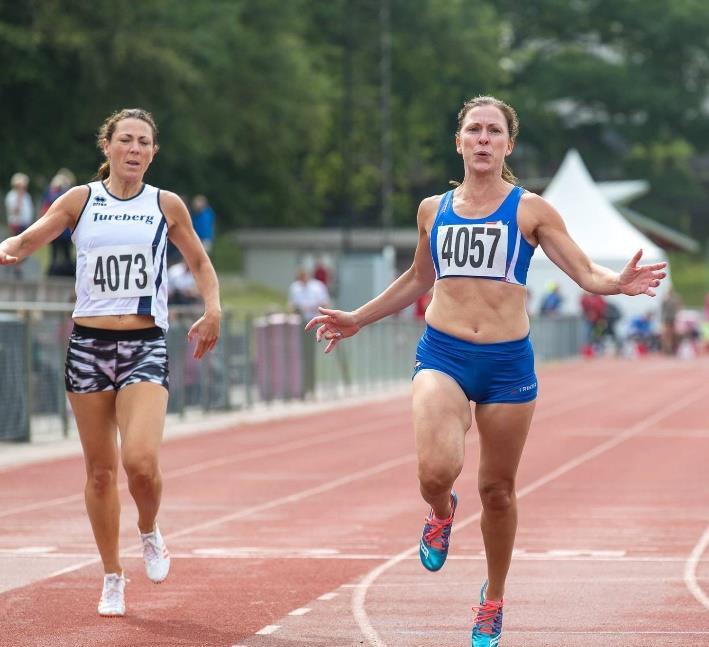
[103,118,156,182]
[456,105,513,176]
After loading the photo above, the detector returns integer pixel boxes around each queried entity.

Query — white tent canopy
[527,149,669,323]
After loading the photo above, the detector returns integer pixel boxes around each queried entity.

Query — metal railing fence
[0,304,582,443]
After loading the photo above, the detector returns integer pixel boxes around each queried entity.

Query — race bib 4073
[87,244,154,299]
[436,223,508,278]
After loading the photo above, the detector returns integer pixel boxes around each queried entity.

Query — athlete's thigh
[412,370,472,465]
[475,400,536,483]
[68,391,119,470]
[116,382,169,462]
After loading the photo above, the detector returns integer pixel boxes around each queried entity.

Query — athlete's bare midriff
[425,277,530,343]
[73,314,157,331]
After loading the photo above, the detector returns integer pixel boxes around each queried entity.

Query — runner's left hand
[187,311,221,359]
[618,249,667,297]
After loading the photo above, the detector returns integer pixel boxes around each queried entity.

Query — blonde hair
[95,108,159,180]
[10,172,29,188]
[455,95,519,184]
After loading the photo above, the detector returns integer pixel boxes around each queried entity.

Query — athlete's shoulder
[419,192,447,218]
[157,189,189,225]
[157,189,187,211]
[518,189,565,241]
[58,185,92,211]
[519,190,555,216]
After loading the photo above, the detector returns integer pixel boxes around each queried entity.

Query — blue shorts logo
[514,381,536,394]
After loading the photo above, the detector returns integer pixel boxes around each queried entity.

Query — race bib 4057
[436,223,508,278]
[87,244,154,299]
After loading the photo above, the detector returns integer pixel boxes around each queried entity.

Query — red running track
[0,357,708,646]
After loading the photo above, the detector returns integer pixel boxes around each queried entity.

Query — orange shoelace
[422,513,453,550]
[472,599,504,635]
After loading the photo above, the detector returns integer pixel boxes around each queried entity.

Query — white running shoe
[139,524,170,583]
[98,572,125,617]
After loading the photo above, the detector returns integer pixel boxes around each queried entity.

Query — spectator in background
[580,291,607,352]
[414,289,432,320]
[4,173,35,277]
[603,300,623,355]
[191,194,216,254]
[5,172,34,235]
[288,267,330,322]
[289,267,330,399]
[539,281,563,317]
[313,257,332,291]
[627,311,659,354]
[660,288,682,355]
[167,257,199,305]
[42,169,76,277]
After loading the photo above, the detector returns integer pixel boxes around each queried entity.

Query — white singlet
[72,181,170,330]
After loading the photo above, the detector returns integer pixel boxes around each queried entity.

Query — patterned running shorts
[65,324,169,393]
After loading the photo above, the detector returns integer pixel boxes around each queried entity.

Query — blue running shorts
[413,325,537,404]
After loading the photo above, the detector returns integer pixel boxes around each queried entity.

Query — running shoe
[98,572,125,617]
[139,524,170,583]
[419,490,458,572]
[471,580,504,647]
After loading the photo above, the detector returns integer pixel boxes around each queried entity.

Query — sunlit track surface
[0,356,708,646]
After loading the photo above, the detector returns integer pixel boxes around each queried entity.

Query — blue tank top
[429,186,535,286]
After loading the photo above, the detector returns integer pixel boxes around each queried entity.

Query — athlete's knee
[86,464,118,496]
[418,459,461,494]
[478,479,515,512]
[123,454,159,488]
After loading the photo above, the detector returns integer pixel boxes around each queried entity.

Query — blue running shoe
[471,580,504,647]
[419,490,458,572]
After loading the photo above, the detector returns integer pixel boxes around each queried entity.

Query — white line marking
[46,557,101,580]
[351,387,708,647]
[0,383,602,521]
[164,454,416,541]
[0,546,58,554]
[16,453,417,583]
[506,631,709,635]
[318,592,338,600]
[255,625,280,635]
[2,549,695,564]
[0,417,396,519]
[192,547,340,557]
[289,607,311,616]
[0,386,661,587]
[684,524,709,610]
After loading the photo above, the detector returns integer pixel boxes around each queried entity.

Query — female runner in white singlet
[0,108,221,618]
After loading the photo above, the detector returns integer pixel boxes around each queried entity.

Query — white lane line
[27,452,418,583]
[318,592,338,601]
[396,630,709,636]
[46,557,102,580]
[0,383,602,521]
[351,387,708,647]
[0,387,651,586]
[0,417,397,519]
[0,546,58,554]
[289,607,311,616]
[255,625,280,635]
[2,550,694,564]
[165,454,416,541]
[684,524,709,610]
[507,631,709,636]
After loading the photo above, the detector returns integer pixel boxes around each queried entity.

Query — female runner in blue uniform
[306,95,666,646]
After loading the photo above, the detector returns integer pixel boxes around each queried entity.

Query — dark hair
[455,95,519,184]
[95,108,159,180]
